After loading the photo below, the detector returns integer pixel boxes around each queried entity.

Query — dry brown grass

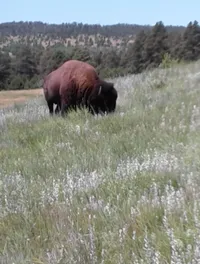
[0,88,43,108]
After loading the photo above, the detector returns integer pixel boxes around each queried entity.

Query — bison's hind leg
[47,101,54,115]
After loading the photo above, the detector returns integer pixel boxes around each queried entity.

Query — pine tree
[72,46,91,62]
[0,52,11,90]
[127,30,147,73]
[181,21,200,61]
[168,32,183,60]
[143,21,169,69]
[13,44,38,79]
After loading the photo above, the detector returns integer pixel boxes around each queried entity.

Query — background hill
[0,20,199,91]
[0,21,185,48]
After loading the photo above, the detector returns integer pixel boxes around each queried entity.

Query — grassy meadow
[1,61,200,263]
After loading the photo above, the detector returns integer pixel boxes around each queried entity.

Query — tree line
[0,21,185,38]
[0,20,200,91]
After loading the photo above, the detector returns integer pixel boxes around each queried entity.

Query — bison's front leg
[87,96,101,115]
[61,101,69,117]
[61,96,75,117]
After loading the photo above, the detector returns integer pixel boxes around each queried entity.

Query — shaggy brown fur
[43,59,118,116]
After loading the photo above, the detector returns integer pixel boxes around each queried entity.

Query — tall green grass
[1,61,200,263]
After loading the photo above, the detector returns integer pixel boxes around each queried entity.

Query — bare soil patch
[0,89,43,108]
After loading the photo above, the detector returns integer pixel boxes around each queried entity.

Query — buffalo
[43,59,118,116]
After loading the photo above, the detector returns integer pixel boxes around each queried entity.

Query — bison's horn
[98,86,102,95]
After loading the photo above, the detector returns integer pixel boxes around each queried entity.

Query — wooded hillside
[0,20,199,91]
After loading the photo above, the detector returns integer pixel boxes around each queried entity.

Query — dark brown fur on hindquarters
[43,70,61,115]
[43,59,118,117]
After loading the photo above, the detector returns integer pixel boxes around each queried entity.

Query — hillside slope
[0,21,185,48]
[1,61,200,263]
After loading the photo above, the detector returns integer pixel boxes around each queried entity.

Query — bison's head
[97,81,118,114]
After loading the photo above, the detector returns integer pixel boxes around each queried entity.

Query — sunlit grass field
[1,61,200,263]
